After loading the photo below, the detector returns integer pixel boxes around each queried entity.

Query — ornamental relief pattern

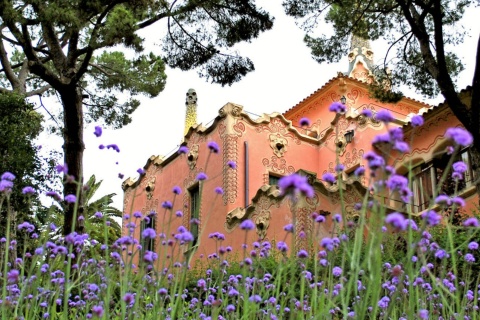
[411,110,452,137]
[262,156,295,176]
[141,198,159,217]
[255,118,301,146]
[344,148,365,170]
[219,120,246,205]
[289,193,320,251]
[248,194,282,240]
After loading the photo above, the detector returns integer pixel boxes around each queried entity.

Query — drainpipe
[244,141,249,208]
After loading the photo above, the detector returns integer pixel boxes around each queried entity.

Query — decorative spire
[184,88,198,137]
[347,35,375,83]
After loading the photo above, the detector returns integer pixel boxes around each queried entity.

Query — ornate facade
[122,52,477,267]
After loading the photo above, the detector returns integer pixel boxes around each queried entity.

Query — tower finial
[347,35,375,83]
[184,88,198,137]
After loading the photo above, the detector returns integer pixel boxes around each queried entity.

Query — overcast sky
[36,1,480,210]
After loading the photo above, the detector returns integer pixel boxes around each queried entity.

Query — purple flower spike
[354,166,365,177]
[385,212,407,231]
[445,127,473,147]
[123,293,135,306]
[375,110,394,123]
[196,172,207,181]
[299,117,311,127]
[240,219,255,230]
[329,102,347,113]
[278,173,314,198]
[137,168,145,175]
[227,160,237,169]
[464,217,479,227]
[178,146,189,154]
[297,249,308,258]
[162,201,173,209]
[468,241,479,250]
[172,186,182,195]
[91,305,104,317]
[93,126,102,137]
[322,172,336,184]
[214,187,224,195]
[55,164,68,174]
[22,186,35,195]
[106,144,120,152]
[277,241,288,252]
[1,172,15,181]
[64,194,77,204]
[361,109,373,117]
[335,164,344,172]
[422,210,441,226]
[284,224,294,233]
[142,228,156,239]
[411,115,424,127]
[207,141,220,153]
[7,269,19,283]
[453,161,468,173]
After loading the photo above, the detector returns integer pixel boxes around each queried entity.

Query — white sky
[36,1,480,210]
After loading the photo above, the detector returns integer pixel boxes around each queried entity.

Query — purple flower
[385,212,407,231]
[99,144,105,149]
[177,231,194,242]
[137,168,145,175]
[465,253,475,263]
[91,305,104,317]
[94,211,103,219]
[106,144,120,152]
[172,186,182,195]
[178,146,189,154]
[143,251,158,263]
[297,249,308,258]
[142,228,156,239]
[227,160,237,169]
[375,110,394,123]
[333,214,342,223]
[411,115,424,127]
[335,164,344,172]
[435,249,449,259]
[329,102,347,113]
[226,304,235,313]
[93,126,102,137]
[18,222,35,233]
[451,197,465,207]
[123,293,135,305]
[278,173,314,198]
[207,141,220,153]
[354,166,365,177]
[361,109,373,117]
[214,187,224,195]
[299,117,311,127]
[320,237,334,251]
[394,141,410,153]
[64,194,76,204]
[118,173,124,179]
[240,219,255,230]
[453,161,468,173]
[422,210,441,226]
[175,211,183,217]
[196,172,207,181]
[468,242,479,250]
[0,179,13,192]
[322,172,336,184]
[283,224,294,233]
[162,201,173,209]
[464,217,479,227]
[22,186,35,195]
[316,215,326,223]
[249,295,262,303]
[332,266,342,277]
[55,164,68,174]
[372,133,391,144]
[435,195,451,206]
[7,269,19,283]
[418,309,428,319]
[445,127,473,147]
[277,241,288,252]
[1,172,15,181]
[386,175,408,191]
[378,296,390,309]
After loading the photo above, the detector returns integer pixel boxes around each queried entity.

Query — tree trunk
[59,85,85,235]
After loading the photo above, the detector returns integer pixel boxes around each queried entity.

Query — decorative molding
[186,144,199,170]
[262,156,295,175]
[145,176,156,200]
[269,133,288,157]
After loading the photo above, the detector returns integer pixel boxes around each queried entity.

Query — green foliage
[0,93,43,255]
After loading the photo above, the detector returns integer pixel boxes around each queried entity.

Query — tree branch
[0,35,21,90]
[25,84,52,97]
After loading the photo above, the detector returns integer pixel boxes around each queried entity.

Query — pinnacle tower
[184,89,198,137]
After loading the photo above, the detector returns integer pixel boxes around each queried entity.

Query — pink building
[122,40,476,267]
